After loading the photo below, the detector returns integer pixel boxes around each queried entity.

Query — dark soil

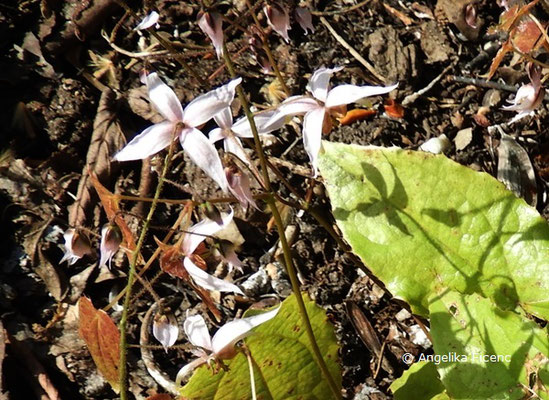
[1,0,548,399]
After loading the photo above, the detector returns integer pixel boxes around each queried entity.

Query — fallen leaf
[78,296,120,393]
[338,109,376,125]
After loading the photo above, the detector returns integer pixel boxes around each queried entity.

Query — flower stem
[118,139,176,399]
[222,42,341,400]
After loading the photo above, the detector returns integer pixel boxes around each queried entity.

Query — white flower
[267,67,398,176]
[503,64,545,122]
[175,306,280,385]
[181,209,244,295]
[134,11,160,31]
[113,73,242,192]
[60,228,92,265]
[98,224,122,269]
[198,11,224,60]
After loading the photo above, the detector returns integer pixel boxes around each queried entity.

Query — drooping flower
[134,11,160,31]
[175,306,280,385]
[503,63,545,123]
[153,310,179,352]
[267,67,398,175]
[295,7,315,35]
[61,228,92,265]
[225,162,258,212]
[264,4,291,43]
[113,73,242,192]
[99,223,122,269]
[180,209,244,294]
[198,11,224,60]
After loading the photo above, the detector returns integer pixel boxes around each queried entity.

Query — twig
[449,75,518,93]
[402,60,457,106]
[311,0,373,16]
[319,16,386,84]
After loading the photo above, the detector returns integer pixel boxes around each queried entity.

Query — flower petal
[232,109,286,137]
[134,11,159,31]
[307,66,344,102]
[146,73,184,122]
[184,257,245,295]
[99,224,122,269]
[264,4,291,43]
[198,11,224,60]
[325,82,398,108]
[295,7,315,35]
[211,306,280,356]
[180,128,229,192]
[213,107,233,130]
[265,96,319,128]
[224,136,249,165]
[209,127,226,143]
[113,121,176,161]
[302,108,325,177]
[183,313,213,351]
[182,209,234,255]
[183,78,242,127]
[152,312,179,351]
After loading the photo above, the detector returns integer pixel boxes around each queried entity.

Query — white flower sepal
[175,306,280,385]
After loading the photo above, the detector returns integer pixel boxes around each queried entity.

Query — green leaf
[180,293,341,400]
[317,141,549,319]
[429,291,549,399]
[390,361,446,400]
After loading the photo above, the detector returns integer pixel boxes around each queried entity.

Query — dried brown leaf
[68,88,125,228]
[78,296,120,393]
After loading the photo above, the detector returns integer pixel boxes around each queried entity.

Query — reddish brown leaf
[338,109,376,125]
[511,19,543,53]
[488,40,513,79]
[89,170,141,263]
[78,296,120,393]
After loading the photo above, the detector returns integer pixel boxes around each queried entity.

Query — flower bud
[99,223,122,269]
[295,7,314,35]
[198,11,224,59]
[153,310,179,352]
[264,4,291,43]
[61,228,92,265]
[225,163,258,211]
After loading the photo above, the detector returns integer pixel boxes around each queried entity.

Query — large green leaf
[429,291,549,399]
[390,361,446,400]
[317,141,549,319]
[179,293,341,399]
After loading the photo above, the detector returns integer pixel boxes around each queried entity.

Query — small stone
[454,128,473,151]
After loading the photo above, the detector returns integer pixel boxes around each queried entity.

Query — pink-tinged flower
[225,163,258,212]
[60,228,92,265]
[99,223,122,269]
[295,7,314,35]
[267,67,398,175]
[209,108,284,166]
[181,209,244,295]
[503,63,545,122]
[264,4,291,43]
[175,306,280,384]
[134,11,160,31]
[198,11,224,60]
[113,73,242,192]
[153,310,179,352]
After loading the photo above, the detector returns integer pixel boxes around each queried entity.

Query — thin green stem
[222,41,341,400]
[118,139,176,399]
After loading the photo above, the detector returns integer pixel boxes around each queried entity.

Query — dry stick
[118,133,177,400]
[222,42,341,400]
[319,16,386,84]
[110,0,207,87]
[402,60,457,106]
